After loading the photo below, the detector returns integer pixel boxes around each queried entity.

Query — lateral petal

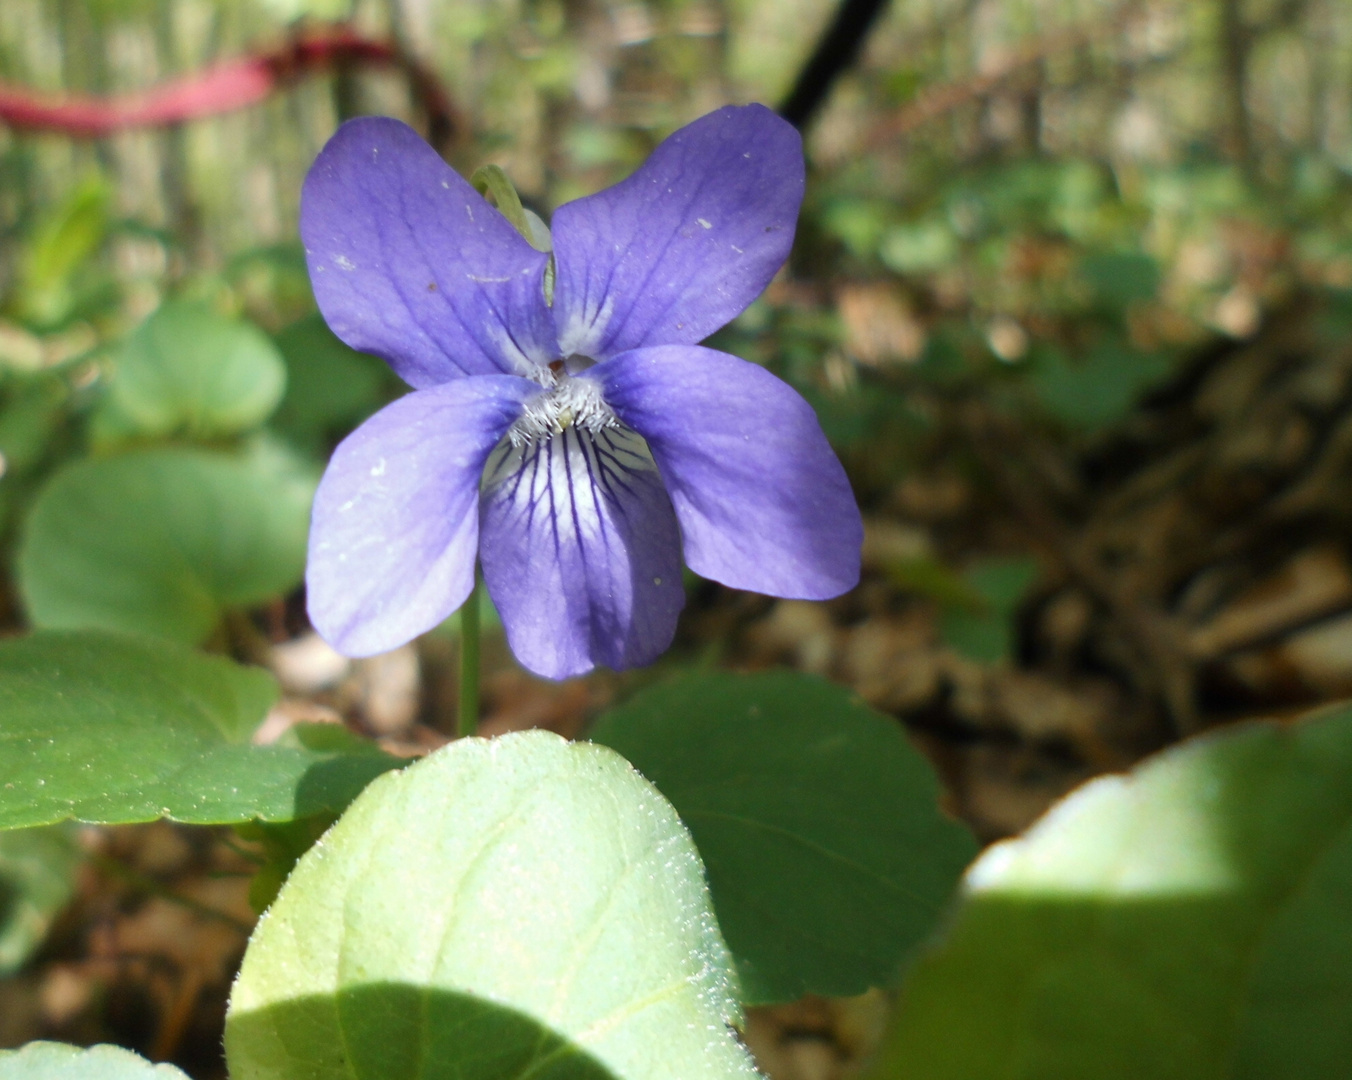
[302,117,556,388]
[551,105,803,360]
[479,425,685,680]
[596,346,862,599]
[307,375,534,656]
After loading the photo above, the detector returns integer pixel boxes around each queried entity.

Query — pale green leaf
[879,220,958,274]
[101,301,286,441]
[18,447,312,644]
[0,1042,189,1080]
[226,730,758,1080]
[590,671,978,1005]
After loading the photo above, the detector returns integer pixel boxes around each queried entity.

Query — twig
[1219,0,1255,175]
[862,0,1142,149]
[779,0,894,130]
[150,967,204,1064]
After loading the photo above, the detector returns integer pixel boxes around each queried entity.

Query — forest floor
[4,294,1352,1079]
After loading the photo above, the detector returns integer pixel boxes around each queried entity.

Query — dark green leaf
[1078,252,1160,308]
[867,704,1352,1080]
[0,631,399,829]
[589,671,978,1005]
[1031,340,1172,430]
[269,314,388,455]
[887,557,989,611]
[938,557,1040,664]
[1233,813,1352,1077]
[0,375,69,477]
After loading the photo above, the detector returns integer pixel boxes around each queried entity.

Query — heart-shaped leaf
[1030,339,1172,431]
[101,301,286,440]
[226,730,758,1080]
[867,703,1352,1080]
[18,446,313,644]
[590,671,978,1005]
[0,631,399,830]
[0,1042,189,1079]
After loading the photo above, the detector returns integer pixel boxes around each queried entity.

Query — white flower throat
[507,358,617,448]
[484,356,659,499]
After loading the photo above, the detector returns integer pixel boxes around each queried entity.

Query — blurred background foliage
[4,0,1352,514]
[5,0,1352,1074]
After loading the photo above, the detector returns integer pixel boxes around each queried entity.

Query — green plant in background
[11,178,113,332]
[92,302,286,445]
[0,274,393,650]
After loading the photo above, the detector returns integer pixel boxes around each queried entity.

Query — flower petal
[595,346,862,599]
[307,374,535,656]
[302,117,556,388]
[551,104,804,360]
[479,425,684,680]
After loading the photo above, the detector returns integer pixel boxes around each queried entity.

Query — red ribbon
[0,29,457,145]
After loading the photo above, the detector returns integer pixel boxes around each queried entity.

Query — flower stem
[458,577,481,738]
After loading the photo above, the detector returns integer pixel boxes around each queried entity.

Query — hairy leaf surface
[227,730,758,1080]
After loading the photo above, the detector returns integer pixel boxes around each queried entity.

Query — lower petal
[594,345,862,600]
[307,375,534,656]
[479,424,684,680]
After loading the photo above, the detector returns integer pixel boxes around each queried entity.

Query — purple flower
[302,104,862,680]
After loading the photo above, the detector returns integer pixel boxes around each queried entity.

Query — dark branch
[778,0,893,130]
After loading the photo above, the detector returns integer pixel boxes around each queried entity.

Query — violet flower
[303,104,862,680]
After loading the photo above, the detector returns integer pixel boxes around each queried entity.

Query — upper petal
[301,117,556,388]
[551,104,804,361]
[595,345,862,599]
[478,425,685,680]
[307,374,535,656]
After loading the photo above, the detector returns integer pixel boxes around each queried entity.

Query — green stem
[458,576,481,738]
